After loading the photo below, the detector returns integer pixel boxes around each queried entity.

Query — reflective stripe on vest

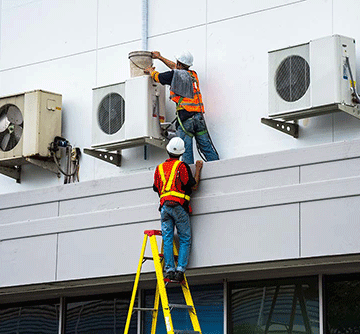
[158,160,191,201]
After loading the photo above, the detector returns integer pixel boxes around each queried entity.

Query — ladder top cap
[144,229,162,236]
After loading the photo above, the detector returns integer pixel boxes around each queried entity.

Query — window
[66,294,137,334]
[230,276,319,334]
[0,301,59,334]
[325,273,360,333]
[143,283,224,334]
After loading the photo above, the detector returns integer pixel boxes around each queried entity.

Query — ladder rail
[151,283,161,334]
[149,233,176,334]
[124,233,148,334]
[173,244,201,332]
[151,241,164,334]
[124,230,202,334]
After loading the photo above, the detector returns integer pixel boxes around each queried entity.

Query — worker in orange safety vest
[145,51,219,165]
[153,137,203,282]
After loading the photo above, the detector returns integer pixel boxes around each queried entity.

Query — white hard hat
[175,51,194,67]
[166,137,185,156]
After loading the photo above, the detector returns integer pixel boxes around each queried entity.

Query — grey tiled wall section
[1,139,360,287]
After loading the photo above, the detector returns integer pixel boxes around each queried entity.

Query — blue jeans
[177,113,219,165]
[161,204,191,273]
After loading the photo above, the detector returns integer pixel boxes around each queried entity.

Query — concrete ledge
[1,174,360,240]
[0,138,360,209]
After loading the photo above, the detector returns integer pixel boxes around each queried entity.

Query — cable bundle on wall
[49,137,80,184]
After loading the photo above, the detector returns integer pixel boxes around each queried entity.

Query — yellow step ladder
[124,229,202,334]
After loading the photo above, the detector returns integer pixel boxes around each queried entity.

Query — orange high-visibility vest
[158,160,190,202]
[170,70,204,113]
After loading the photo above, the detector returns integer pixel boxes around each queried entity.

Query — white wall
[0,0,360,194]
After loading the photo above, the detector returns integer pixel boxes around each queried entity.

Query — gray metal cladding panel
[56,221,162,281]
[189,204,300,269]
[0,234,57,287]
[0,202,58,225]
[199,167,299,196]
[59,188,157,216]
[300,157,360,183]
[301,196,360,257]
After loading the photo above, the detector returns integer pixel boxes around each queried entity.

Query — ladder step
[169,303,193,310]
[143,254,163,261]
[133,307,155,312]
[174,331,200,334]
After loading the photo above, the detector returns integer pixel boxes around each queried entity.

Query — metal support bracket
[261,118,299,138]
[0,165,21,183]
[338,103,360,120]
[83,148,122,167]
[26,157,61,177]
[262,103,360,138]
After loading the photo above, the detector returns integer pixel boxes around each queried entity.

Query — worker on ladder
[145,51,219,165]
[153,137,203,282]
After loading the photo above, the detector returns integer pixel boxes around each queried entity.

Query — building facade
[1,0,360,333]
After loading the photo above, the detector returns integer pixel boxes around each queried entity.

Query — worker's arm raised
[152,51,176,70]
[192,160,203,191]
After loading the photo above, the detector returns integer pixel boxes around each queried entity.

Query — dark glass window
[0,301,59,334]
[230,276,319,334]
[325,273,360,333]
[66,294,137,334]
[143,283,223,334]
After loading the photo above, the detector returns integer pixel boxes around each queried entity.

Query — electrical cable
[49,138,80,183]
[345,56,360,103]
[52,151,79,178]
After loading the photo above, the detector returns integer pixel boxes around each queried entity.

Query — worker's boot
[164,271,175,280]
[174,271,184,283]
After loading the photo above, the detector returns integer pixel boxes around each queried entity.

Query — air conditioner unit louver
[0,90,62,166]
[268,35,356,119]
[92,75,166,151]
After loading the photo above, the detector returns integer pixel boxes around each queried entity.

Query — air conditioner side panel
[38,91,62,157]
[23,91,62,157]
[0,95,24,160]
[310,35,355,107]
[125,75,165,140]
[268,43,310,116]
[125,76,150,139]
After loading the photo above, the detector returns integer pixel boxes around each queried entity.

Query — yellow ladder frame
[124,230,202,334]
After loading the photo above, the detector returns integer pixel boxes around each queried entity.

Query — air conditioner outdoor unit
[0,90,62,166]
[268,35,356,119]
[92,75,166,151]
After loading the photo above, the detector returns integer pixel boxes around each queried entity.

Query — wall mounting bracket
[84,136,168,166]
[83,148,122,167]
[261,118,299,138]
[25,157,61,178]
[262,103,360,138]
[0,165,21,183]
[0,155,60,183]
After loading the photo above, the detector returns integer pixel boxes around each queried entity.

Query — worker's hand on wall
[151,51,161,59]
[195,160,203,171]
[192,160,203,191]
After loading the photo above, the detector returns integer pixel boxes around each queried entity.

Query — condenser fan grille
[276,55,310,102]
[0,104,23,152]
[98,93,125,135]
